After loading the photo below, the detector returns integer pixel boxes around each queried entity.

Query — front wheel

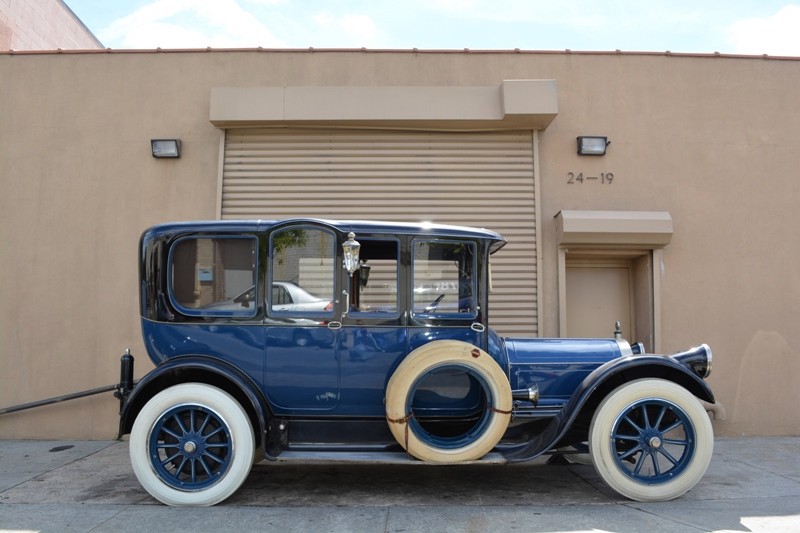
[589,378,713,502]
[130,383,254,506]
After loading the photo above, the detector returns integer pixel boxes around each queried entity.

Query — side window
[169,236,257,316]
[412,240,476,317]
[272,284,291,306]
[349,239,399,315]
[270,227,335,315]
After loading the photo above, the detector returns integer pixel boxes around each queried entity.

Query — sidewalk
[1,437,799,532]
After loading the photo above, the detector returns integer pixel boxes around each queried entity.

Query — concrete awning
[210,79,558,130]
[555,210,673,248]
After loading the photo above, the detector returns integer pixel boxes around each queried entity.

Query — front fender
[502,354,715,462]
[118,355,271,455]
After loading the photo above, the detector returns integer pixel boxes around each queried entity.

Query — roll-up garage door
[221,128,538,336]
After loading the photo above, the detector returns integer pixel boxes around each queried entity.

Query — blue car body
[120,219,715,506]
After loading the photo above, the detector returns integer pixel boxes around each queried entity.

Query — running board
[271,451,507,465]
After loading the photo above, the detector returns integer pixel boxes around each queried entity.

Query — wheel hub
[648,436,662,449]
[183,441,197,454]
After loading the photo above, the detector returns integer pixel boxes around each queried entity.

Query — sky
[65,0,800,57]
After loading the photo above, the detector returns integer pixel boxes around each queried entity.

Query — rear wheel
[130,383,254,506]
[589,378,713,502]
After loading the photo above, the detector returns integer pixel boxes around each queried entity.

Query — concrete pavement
[0,437,799,532]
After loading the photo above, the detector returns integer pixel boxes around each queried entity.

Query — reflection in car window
[412,240,476,316]
[270,227,335,315]
[272,284,291,306]
[349,239,399,314]
[169,236,257,315]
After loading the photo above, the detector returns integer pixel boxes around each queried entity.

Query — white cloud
[728,4,800,56]
[99,0,285,49]
[312,12,379,46]
[428,0,603,27]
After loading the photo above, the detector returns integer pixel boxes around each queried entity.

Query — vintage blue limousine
[117,219,715,506]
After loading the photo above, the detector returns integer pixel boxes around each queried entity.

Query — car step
[272,451,507,465]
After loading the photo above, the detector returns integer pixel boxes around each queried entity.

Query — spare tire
[385,340,512,462]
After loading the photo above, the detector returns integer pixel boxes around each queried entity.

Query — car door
[263,224,341,412]
[337,236,407,416]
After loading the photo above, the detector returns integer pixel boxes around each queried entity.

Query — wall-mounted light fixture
[151,139,181,158]
[576,136,609,156]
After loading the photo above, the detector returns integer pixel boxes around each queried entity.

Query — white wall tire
[589,378,713,502]
[385,340,512,462]
[130,383,255,506]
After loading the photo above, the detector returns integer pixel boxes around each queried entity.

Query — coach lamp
[342,232,361,275]
[341,232,361,318]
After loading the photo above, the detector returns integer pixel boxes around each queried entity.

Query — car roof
[143,219,507,252]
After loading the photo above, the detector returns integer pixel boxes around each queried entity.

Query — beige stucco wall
[1,49,798,439]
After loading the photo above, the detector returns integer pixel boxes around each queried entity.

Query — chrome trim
[615,338,634,357]
[511,385,539,407]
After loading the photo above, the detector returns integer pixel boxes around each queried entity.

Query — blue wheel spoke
[622,414,644,434]
[204,441,231,450]
[160,451,182,466]
[650,452,662,476]
[611,432,639,442]
[198,456,214,478]
[663,436,689,446]
[617,444,642,461]
[197,412,211,434]
[172,457,188,479]
[653,405,668,430]
[189,458,197,483]
[632,452,648,476]
[657,447,679,466]
[161,426,182,440]
[171,413,189,435]
[661,420,684,435]
[189,409,196,433]
[203,450,225,465]
[204,425,225,439]
[640,405,651,430]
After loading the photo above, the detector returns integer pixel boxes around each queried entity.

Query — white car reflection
[205,281,332,313]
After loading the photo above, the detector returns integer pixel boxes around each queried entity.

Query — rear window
[169,236,257,317]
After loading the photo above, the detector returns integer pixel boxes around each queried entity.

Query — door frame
[554,210,673,353]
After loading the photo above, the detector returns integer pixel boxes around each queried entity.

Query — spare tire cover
[385,340,512,462]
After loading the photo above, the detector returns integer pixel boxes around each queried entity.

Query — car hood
[504,337,626,365]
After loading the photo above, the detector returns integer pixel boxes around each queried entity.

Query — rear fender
[118,356,273,458]
[503,355,715,462]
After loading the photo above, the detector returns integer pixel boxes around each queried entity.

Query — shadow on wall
[732,330,800,436]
